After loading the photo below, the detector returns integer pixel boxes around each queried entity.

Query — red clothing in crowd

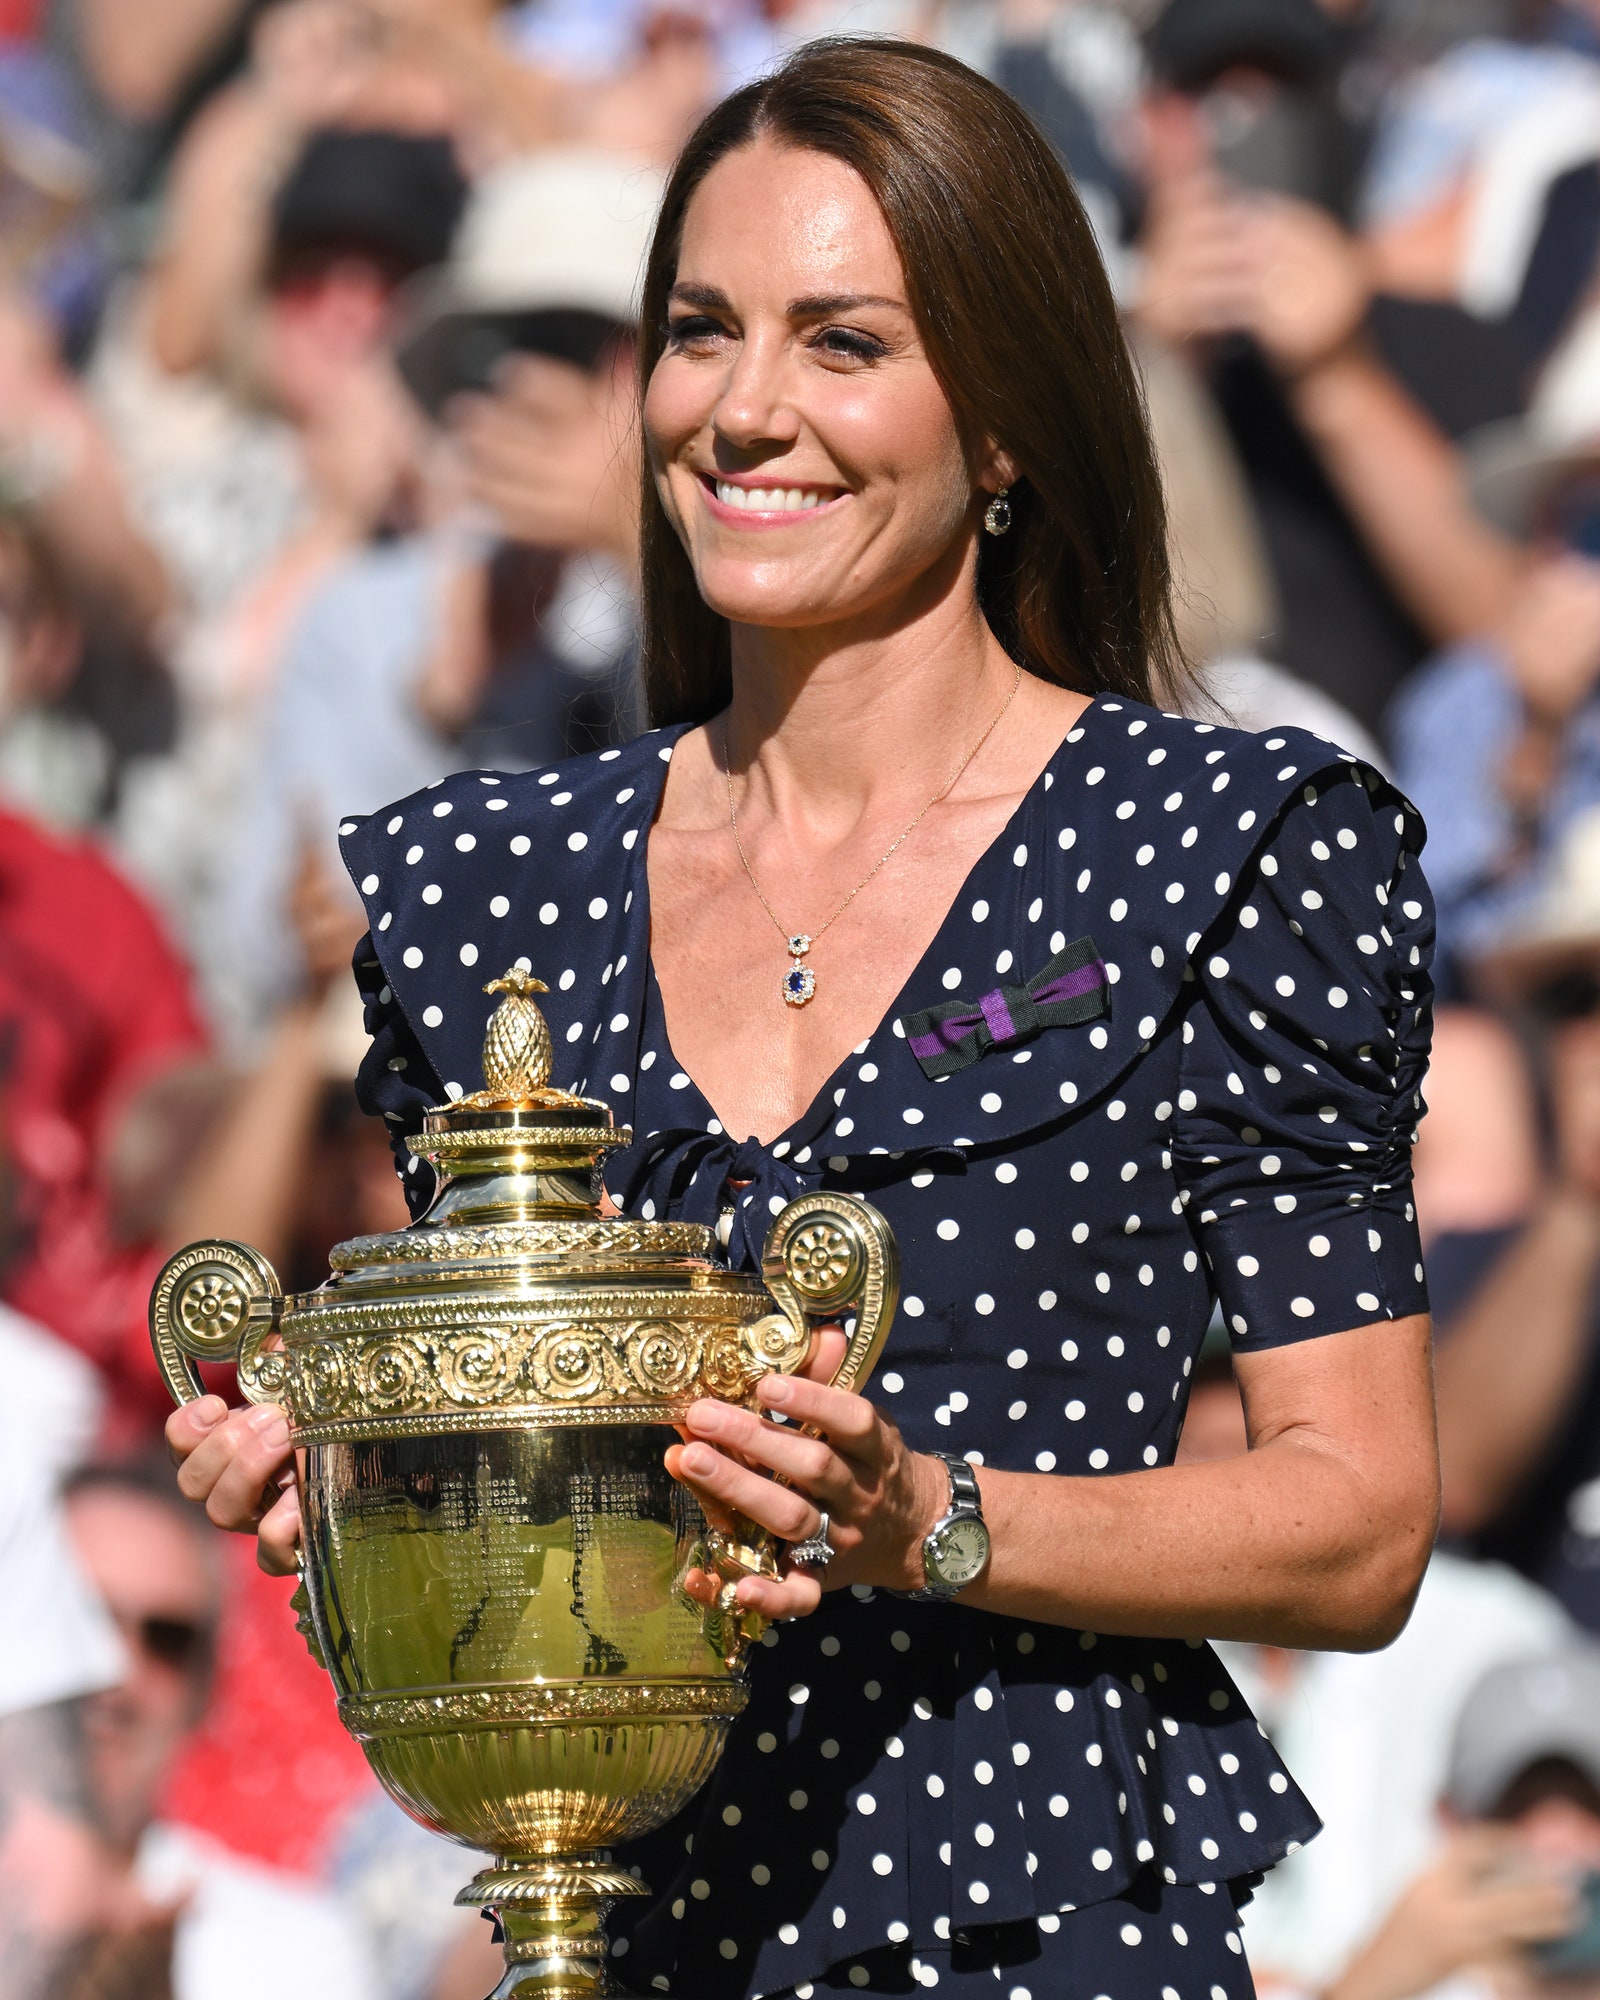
[0,809,205,1436]
[0,810,375,1864]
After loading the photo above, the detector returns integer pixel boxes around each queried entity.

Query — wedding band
[787,1510,835,1570]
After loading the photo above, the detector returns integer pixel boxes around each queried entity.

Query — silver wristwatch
[911,1452,991,1601]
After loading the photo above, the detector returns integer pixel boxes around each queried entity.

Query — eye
[810,326,889,365]
[665,313,729,352]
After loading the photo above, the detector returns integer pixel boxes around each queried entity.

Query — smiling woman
[166,34,1440,2000]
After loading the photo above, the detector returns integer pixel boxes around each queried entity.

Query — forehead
[676,138,906,300]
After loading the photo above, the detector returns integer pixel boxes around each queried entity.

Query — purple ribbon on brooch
[898,937,1110,1080]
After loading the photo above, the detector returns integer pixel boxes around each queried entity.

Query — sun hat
[394,149,664,415]
[1469,306,1600,538]
[1445,1645,1600,1817]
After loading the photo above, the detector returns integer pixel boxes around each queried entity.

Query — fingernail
[682,1444,716,1475]
[194,1397,228,1429]
[259,1417,290,1449]
[246,1404,283,1432]
[762,1376,793,1405]
[687,1401,726,1433]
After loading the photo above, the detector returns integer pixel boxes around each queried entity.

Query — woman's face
[644,136,995,635]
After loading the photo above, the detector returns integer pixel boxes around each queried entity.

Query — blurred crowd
[14,0,1600,1996]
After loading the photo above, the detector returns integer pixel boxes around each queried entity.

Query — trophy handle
[755,1192,900,1397]
[147,1239,287,1409]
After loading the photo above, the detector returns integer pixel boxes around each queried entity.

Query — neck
[722,540,1019,833]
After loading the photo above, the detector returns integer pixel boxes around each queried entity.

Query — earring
[983,485,1012,537]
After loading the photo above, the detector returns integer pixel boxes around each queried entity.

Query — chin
[693,561,844,631]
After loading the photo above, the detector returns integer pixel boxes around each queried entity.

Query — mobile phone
[1532,1870,1600,1975]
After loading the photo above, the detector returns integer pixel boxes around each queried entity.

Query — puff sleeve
[1172,763,1433,1350]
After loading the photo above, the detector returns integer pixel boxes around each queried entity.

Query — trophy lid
[328,966,719,1273]
[406,966,628,1179]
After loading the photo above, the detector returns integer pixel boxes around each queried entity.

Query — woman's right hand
[167,1394,302,1576]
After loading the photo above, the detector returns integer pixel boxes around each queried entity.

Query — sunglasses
[114,1610,214,1673]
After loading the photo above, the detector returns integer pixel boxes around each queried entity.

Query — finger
[198,1407,294,1532]
[755,1372,882,1453]
[682,1400,852,1498]
[674,1441,818,1543]
[799,1326,848,1384]
[166,1396,230,1467]
[173,1404,277,1504]
[256,1484,302,1576]
[662,1442,742,1536]
[732,1568,823,1621]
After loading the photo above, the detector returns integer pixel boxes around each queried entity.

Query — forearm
[1288,346,1520,645]
[161,1000,325,1268]
[965,1416,1433,1650]
[1434,1185,1600,1532]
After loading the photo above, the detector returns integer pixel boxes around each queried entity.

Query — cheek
[836,377,972,543]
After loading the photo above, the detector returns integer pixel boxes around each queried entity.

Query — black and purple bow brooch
[898,936,1111,1080]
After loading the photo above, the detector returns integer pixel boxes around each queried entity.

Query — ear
[977,444,1019,496]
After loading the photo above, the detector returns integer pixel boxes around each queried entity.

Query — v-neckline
[638,695,1105,1147]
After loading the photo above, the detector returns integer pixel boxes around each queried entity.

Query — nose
[712,327,802,457]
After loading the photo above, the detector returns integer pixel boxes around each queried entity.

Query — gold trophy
[148,970,898,1999]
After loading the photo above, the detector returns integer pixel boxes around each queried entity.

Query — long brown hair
[636,36,1186,725]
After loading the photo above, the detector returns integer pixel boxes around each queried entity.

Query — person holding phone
[1320,1647,1600,2000]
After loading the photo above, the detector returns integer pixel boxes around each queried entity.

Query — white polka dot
[421,884,442,905]
[539,902,559,925]
[510,835,531,856]
[1291,1296,1316,1318]
[459,943,478,966]
[422,1006,442,1027]
[489,895,510,917]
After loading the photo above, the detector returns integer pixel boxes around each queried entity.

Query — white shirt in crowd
[1220,1551,1572,1995]
[136,1822,380,2000]
[0,1304,122,1717]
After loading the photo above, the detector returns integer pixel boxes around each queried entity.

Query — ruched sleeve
[1172,763,1433,1351]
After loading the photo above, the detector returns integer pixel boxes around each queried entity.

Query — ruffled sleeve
[349,934,443,1219]
[1172,762,1433,1351]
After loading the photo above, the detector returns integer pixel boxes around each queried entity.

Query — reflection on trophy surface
[148,968,898,1999]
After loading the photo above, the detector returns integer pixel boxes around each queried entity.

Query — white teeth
[715,481,831,512]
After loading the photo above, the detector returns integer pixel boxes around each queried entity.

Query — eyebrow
[668,282,908,318]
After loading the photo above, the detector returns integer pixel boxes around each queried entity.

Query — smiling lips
[702,473,847,518]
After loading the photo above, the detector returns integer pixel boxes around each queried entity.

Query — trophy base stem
[458,1856,649,2000]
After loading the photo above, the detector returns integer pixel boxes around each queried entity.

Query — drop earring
[983,485,1012,537]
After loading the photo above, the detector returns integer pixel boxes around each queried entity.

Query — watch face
[927,1517,991,1589]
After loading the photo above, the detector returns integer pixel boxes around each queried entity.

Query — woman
[169,38,1440,2000]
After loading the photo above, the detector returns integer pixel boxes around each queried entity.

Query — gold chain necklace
[724,661,1024,1007]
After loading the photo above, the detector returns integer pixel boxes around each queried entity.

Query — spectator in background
[58,1457,378,2000]
[0,800,207,1438]
[209,147,656,1047]
[1132,0,1523,735]
[1310,1646,1600,2000]
[0,1308,123,2000]
[1392,309,1600,981]
[109,123,464,1008]
[1176,1330,1572,1994]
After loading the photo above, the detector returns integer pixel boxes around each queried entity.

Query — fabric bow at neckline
[898,936,1110,1080]
[602,1129,821,1273]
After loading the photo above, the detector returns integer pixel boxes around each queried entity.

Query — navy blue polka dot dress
[338,694,1434,2000]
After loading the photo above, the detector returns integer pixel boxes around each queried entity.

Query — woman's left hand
[663,1331,948,1622]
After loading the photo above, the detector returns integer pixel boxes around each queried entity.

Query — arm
[670,1310,1436,1650]
[1240,201,1520,644]
[1434,1017,1600,1533]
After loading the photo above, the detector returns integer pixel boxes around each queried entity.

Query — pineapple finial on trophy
[466,965,581,1109]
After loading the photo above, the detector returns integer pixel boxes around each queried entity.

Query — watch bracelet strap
[937,1451,981,1518]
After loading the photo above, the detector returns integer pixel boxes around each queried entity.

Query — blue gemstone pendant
[783,934,815,1007]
